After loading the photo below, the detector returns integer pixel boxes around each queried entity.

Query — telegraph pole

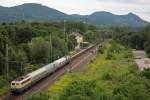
[64,19,66,35]
[8,61,24,76]
[5,43,9,78]
[49,33,53,62]
[20,62,23,75]
[22,13,25,21]
[64,19,68,55]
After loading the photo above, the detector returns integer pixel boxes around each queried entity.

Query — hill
[0,3,149,27]
[0,3,68,22]
[86,12,149,27]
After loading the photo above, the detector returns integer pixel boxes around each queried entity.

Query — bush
[113,74,150,100]
[105,52,113,60]
[59,80,96,100]
[141,68,150,79]
[27,92,49,100]
[0,76,9,88]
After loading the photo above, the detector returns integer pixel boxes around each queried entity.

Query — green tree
[27,92,49,100]
[0,26,8,74]
[16,26,35,43]
[60,80,95,100]
[28,37,50,64]
[141,68,150,79]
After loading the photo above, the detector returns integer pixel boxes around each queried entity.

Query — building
[72,32,83,50]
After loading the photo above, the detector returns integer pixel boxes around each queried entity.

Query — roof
[28,56,70,78]
[28,64,50,78]
[82,42,89,44]
[13,75,30,81]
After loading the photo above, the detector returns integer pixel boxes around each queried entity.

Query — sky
[0,0,150,21]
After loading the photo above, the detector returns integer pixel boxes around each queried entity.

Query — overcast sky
[0,0,150,21]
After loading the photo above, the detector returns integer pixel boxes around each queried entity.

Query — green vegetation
[27,42,150,100]
[112,26,150,57]
[0,76,9,96]
[0,21,100,95]
[142,68,150,79]
[0,18,150,98]
[27,92,49,100]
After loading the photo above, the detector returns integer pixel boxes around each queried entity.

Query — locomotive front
[11,76,31,93]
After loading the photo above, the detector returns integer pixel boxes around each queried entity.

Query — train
[11,56,71,94]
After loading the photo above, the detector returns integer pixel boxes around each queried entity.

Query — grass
[0,86,10,96]
[68,50,78,56]
[0,76,10,96]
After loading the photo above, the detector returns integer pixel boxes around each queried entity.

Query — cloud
[97,0,150,4]
[97,0,135,3]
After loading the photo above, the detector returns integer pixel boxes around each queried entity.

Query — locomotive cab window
[12,83,15,85]
[16,83,20,85]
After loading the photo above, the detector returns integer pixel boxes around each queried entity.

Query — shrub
[141,68,150,79]
[59,80,96,100]
[27,92,49,100]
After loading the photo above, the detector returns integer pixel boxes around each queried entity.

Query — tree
[16,26,35,43]
[51,35,67,59]
[28,37,50,64]
[68,35,77,51]
[0,26,8,75]
[141,68,150,79]
[59,80,95,100]
[27,92,49,100]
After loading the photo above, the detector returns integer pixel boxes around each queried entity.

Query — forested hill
[0,3,68,21]
[75,12,149,27]
[0,3,149,27]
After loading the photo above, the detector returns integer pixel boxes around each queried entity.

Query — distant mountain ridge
[0,3,68,22]
[0,3,149,27]
[82,12,149,27]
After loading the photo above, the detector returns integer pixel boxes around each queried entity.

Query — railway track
[1,42,103,100]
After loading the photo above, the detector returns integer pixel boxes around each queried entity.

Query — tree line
[0,21,100,84]
[111,26,150,57]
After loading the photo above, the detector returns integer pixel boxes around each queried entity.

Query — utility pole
[22,13,25,21]
[49,33,53,62]
[8,61,24,76]
[20,62,23,75]
[64,19,66,36]
[64,19,68,55]
[5,43,9,78]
